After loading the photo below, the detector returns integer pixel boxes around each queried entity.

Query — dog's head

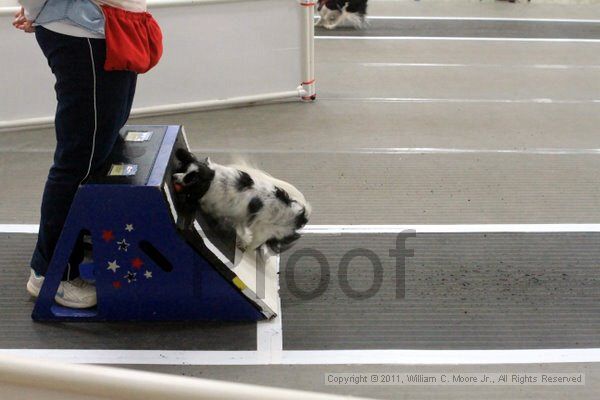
[172,148,215,204]
[251,175,311,254]
[263,203,309,254]
[230,161,311,253]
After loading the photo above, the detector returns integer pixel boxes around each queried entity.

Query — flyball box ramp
[32,125,279,322]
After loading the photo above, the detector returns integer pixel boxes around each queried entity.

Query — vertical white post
[299,0,316,100]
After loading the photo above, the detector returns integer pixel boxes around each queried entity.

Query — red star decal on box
[112,281,121,289]
[102,230,115,243]
[131,257,144,270]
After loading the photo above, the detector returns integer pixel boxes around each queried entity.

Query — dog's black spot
[274,187,292,206]
[248,197,264,214]
[236,171,254,191]
[247,197,263,224]
[295,208,308,229]
[266,233,301,254]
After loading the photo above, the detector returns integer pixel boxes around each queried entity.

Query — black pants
[31,26,137,278]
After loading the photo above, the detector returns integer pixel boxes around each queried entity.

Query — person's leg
[31,26,137,280]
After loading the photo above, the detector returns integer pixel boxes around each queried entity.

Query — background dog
[172,149,311,254]
[316,0,368,30]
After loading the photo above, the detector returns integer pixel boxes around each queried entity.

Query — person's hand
[13,7,35,33]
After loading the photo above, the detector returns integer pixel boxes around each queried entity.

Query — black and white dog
[172,148,311,254]
[316,0,368,30]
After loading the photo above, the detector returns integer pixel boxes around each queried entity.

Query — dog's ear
[175,148,198,165]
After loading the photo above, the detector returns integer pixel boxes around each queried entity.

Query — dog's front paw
[235,226,253,252]
[236,240,248,252]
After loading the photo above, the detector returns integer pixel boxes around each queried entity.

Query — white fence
[0,0,315,131]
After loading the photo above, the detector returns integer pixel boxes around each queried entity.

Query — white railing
[0,0,315,131]
[0,354,371,400]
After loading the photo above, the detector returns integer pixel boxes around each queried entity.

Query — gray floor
[2,1,600,399]
[280,233,600,350]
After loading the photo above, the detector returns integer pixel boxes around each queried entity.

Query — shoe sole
[54,295,97,309]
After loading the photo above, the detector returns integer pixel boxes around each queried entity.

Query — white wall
[0,0,306,130]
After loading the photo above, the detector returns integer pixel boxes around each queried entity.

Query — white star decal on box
[144,270,153,279]
[125,224,134,232]
[117,239,130,252]
[107,260,120,273]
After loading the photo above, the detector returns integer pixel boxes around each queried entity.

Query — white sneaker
[27,269,97,309]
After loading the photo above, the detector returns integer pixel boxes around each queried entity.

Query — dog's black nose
[295,209,309,229]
